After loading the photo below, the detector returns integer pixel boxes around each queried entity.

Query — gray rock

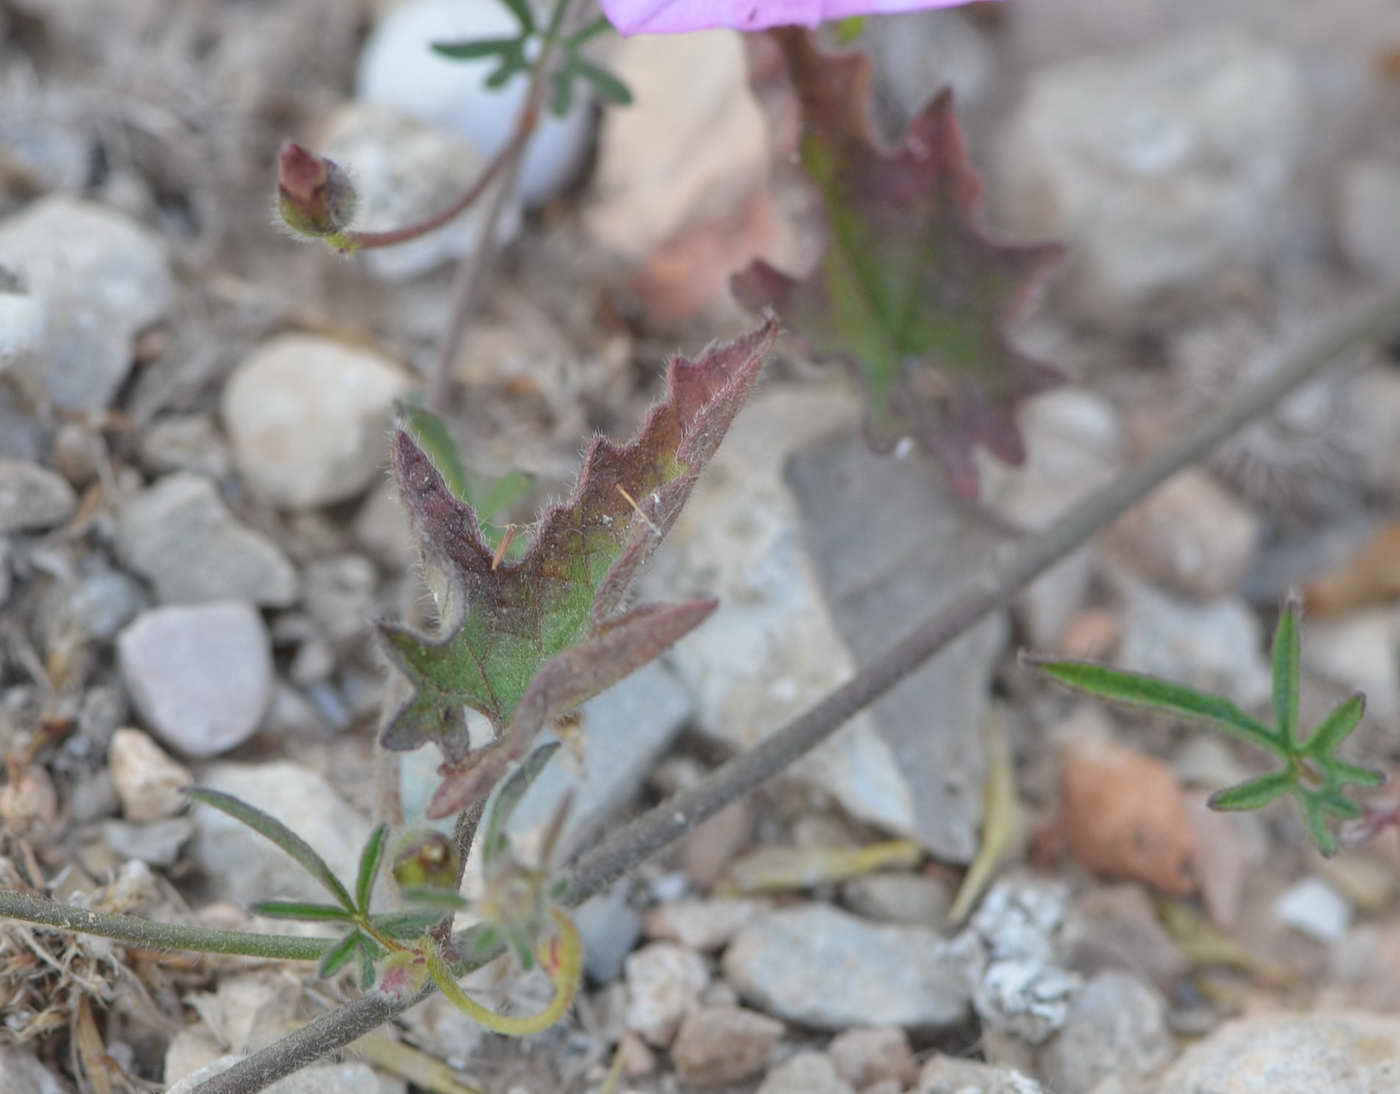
[1038,971,1174,1094]
[1339,159,1400,280]
[918,1056,1045,1094]
[785,427,1006,862]
[117,602,273,758]
[1061,885,1188,992]
[723,903,976,1031]
[641,388,926,842]
[573,883,642,984]
[44,567,147,641]
[625,941,710,1047]
[1274,876,1352,943]
[758,1052,856,1094]
[647,898,773,951]
[0,459,76,532]
[137,414,232,480]
[353,480,419,570]
[0,196,173,410]
[318,102,520,281]
[222,334,411,509]
[1153,1011,1400,1093]
[188,761,371,905]
[0,280,45,374]
[673,1006,783,1088]
[995,31,1304,324]
[0,1046,70,1094]
[302,555,377,647]
[166,1055,395,1094]
[842,872,952,930]
[115,474,299,607]
[830,1026,916,1089]
[101,817,195,868]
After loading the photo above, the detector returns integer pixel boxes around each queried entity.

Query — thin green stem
[0,889,336,962]
[193,285,1400,1094]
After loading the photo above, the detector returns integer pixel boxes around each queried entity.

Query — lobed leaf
[250,901,355,923]
[1207,772,1294,812]
[1272,596,1302,748]
[356,823,389,916]
[188,788,354,912]
[1027,658,1284,756]
[732,29,1063,498]
[380,319,777,814]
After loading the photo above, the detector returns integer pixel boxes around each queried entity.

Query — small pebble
[672,1006,783,1088]
[0,459,76,533]
[624,941,710,1047]
[1275,876,1352,943]
[757,1051,855,1094]
[108,728,193,821]
[829,1026,916,1089]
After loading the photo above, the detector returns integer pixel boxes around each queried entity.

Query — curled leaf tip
[276,140,358,241]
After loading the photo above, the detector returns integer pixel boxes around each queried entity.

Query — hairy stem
[428,0,575,412]
[195,287,1400,1094]
[0,889,335,961]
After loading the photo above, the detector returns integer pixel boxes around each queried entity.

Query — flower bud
[276,141,358,241]
[391,828,461,891]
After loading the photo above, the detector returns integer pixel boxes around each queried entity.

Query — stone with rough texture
[786,427,1006,862]
[830,1026,917,1089]
[919,1056,1046,1094]
[116,474,299,607]
[0,195,173,409]
[625,941,710,1047]
[102,817,194,868]
[222,334,411,509]
[166,1055,397,1094]
[758,1052,856,1094]
[188,762,371,906]
[137,415,232,480]
[1038,971,1174,1094]
[573,883,642,984]
[319,102,520,280]
[303,555,377,647]
[843,872,952,929]
[118,603,273,758]
[0,459,76,533]
[1061,885,1188,992]
[0,282,44,375]
[672,1006,783,1088]
[723,903,976,1030]
[1152,1012,1400,1093]
[1105,469,1258,600]
[647,899,771,951]
[995,31,1304,323]
[1339,160,1400,281]
[109,728,193,821]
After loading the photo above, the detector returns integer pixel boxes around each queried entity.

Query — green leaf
[571,58,633,105]
[189,788,355,912]
[1207,771,1294,812]
[1028,659,1284,756]
[1315,756,1386,789]
[550,68,575,118]
[369,911,443,940]
[379,320,776,816]
[356,823,388,916]
[430,36,519,61]
[463,923,501,959]
[482,741,561,867]
[398,885,471,910]
[356,934,380,990]
[1303,694,1366,759]
[485,61,523,90]
[498,0,534,33]
[504,923,535,972]
[1298,792,1339,857]
[565,14,613,47]
[250,901,355,923]
[1272,597,1302,748]
[317,930,359,979]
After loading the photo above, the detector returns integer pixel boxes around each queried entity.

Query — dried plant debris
[380,318,777,817]
[733,29,1063,498]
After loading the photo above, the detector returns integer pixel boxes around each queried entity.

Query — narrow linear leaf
[1316,791,1364,819]
[398,886,471,911]
[505,924,535,972]
[189,788,354,912]
[317,930,359,980]
[356,934,379,991]
[250,901,355,923]
[464,923,501,959]
[1315,757,1387,788]
[1028,659,1283,755]
[430,37,519,61]
[565,14,613,47]
[1207,771,1294,812]
[356,823,389,916]
[550,69,575,119]
[498,0,534,33]
[482,741,561,867]
[1272,596,1302,748]
[370,911,443,940]
[571,58,633,105]
[1303,693,1366,758]
[1297,792,1340,857]
[485,61,523,90]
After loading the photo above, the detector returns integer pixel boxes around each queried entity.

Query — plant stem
[0,889,335,962]
[427,0,575,413]
[194,285,1400,1094]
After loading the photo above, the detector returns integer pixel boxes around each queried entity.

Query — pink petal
[599,0,988,36]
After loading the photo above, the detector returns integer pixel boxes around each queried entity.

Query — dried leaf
[949,709,1023,924]
[733,29,1063,497]
[381,319,777,813]
[722,839,921,894]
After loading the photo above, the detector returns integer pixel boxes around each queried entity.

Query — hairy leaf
[188,788,354,912]
[1207,772,1293,812]
[380,319,776,812]
[1272,595,1302,748]
[317,930,359,980]
[1303,694,1366,759]
[370,911,444,940]
[481,741,562,868]
[355,823,388,916]
[733,29,1062,497]
[250,901,355,923]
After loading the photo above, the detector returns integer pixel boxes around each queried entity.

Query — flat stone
[108,728,192,821]
[1152,1012,1400,1093]
[222,334,411,509]
[995,31,1304,324]
[188,761,371,905]
[625,941,710,1047]
[842,872,952,929]
[723,903,976,1030]
[758,1052,856,1094]
[115,474,299,607]
[1038,971,1174,1094]
[0,196,173,409]
[646,899,772,952]
[918,1056,1046,1094]
[1061,885,1188,993]
[673,1006,783,1088]
[137,414,232,480]
[0,459,76,533]
[786,427,1007,862]
[118,603,273,758]
[101,817,194,868]
[830,1026,917,1089]
[573,883,642,984]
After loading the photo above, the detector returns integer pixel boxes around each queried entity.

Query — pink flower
[600,0,988,35]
